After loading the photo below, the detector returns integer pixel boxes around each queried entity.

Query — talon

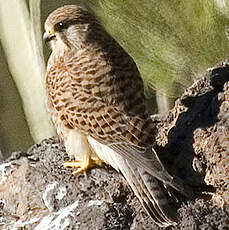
[63,160,89,175]
[72,167,88,175]
[63,158,104,175]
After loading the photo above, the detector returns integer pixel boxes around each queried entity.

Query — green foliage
[85,0,229,99]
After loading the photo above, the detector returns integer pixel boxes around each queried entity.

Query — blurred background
[0,0,229,158]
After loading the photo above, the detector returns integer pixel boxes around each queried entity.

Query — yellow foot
[63,159,104,175]
[64,160,89,175]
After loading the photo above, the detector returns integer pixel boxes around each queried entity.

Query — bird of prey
[44,5,188,227]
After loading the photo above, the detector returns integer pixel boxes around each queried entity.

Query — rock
[0,62,228,229]
[0,137,157,230]
[155,61,229,198]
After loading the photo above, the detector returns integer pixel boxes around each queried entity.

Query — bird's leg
[62,130,103,175]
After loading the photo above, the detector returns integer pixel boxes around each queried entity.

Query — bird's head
[44,5,99,51]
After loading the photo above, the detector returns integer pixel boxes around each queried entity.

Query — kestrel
[44,5,189,227]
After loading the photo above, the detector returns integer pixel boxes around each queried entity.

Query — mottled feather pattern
[45,5,188,227]
[46,35,156,149]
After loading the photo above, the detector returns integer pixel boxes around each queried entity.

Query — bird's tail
[87,136,179,227]
[119,158,178,227]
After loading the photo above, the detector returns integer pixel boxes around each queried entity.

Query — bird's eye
[54,22,68,31]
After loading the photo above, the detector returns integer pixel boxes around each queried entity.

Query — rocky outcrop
[0,62,228,229]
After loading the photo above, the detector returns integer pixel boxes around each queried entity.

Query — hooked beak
[43,31,55,43]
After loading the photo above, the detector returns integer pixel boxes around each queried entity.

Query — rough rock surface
[0,62,228,229]
[155,61,229,207]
